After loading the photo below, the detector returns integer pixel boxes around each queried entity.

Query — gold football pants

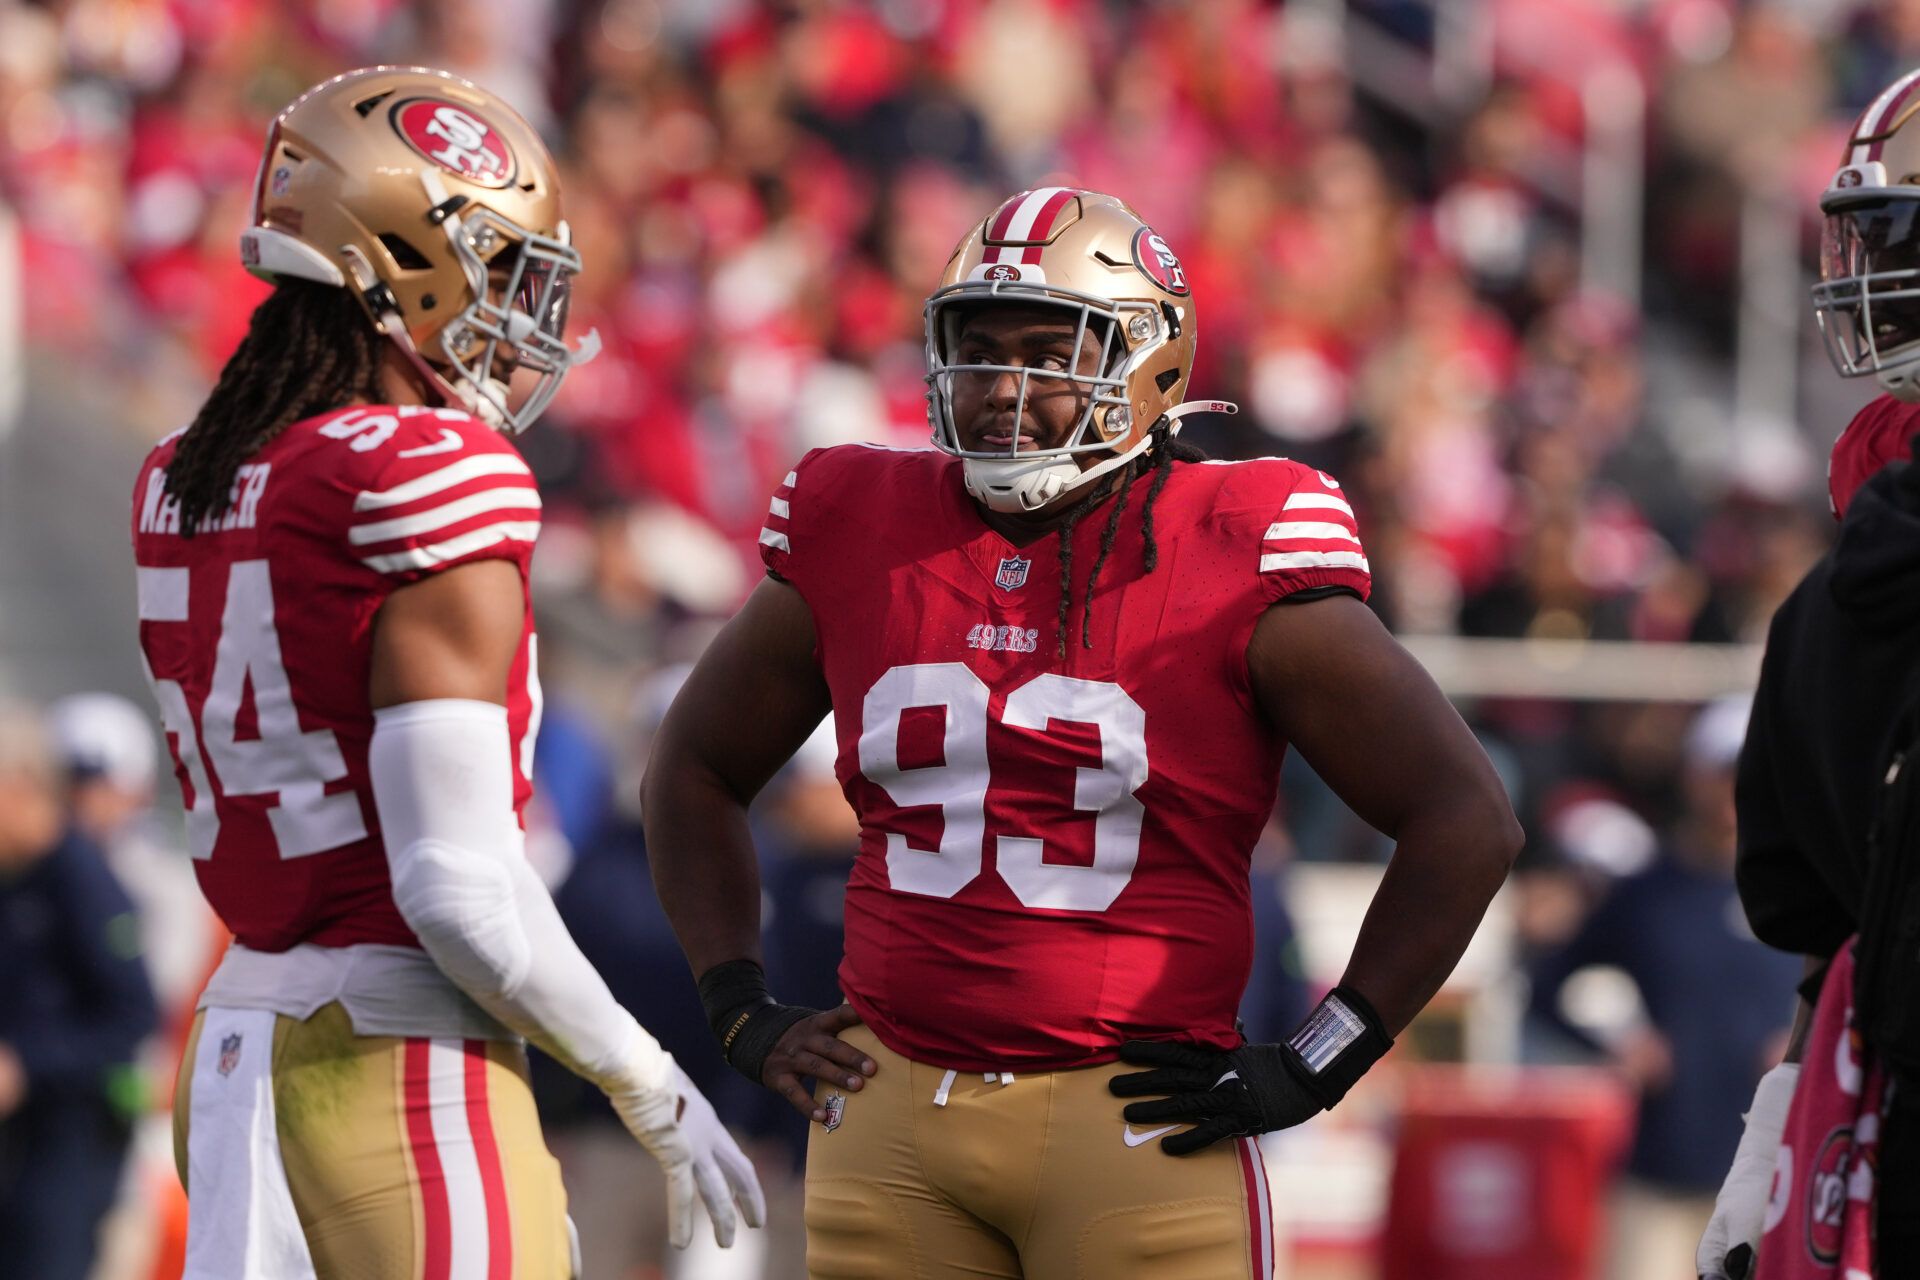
[175,1001,571,1279]
[804,1025,1274,1280]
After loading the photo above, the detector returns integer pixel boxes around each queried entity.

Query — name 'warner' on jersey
[131,405,543,952]
[760,444,1371,1072]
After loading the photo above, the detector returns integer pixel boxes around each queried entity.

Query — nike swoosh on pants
[1122,1124,1180,1148]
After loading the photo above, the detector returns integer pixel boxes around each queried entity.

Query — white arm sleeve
[1697,1061,1799,1278]
[368,699,668,1095]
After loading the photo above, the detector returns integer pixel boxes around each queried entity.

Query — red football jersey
[1827,394,1920,520]
[760,445,1371,1071]
[132,404,543,952]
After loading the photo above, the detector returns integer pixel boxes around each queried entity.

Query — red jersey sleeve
[1242,461,1372,603]
[334,407,541,582]
[759,448,835,582]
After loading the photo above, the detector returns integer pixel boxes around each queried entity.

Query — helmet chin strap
[339,244,512,428]
[964,399,1238,513]
[1879,362,1920,403]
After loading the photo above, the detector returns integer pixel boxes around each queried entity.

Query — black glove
[1109,1039,1322,1155]
[1109,986,1392,1156]
[697,958,820,1087]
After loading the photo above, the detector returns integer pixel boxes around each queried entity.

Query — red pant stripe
[404,1038,452,1280]
[463,1041,513,1280]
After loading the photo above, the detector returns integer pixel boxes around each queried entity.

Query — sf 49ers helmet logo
[391,98,516,188]
[1131,226,1189,296]
[985,264,1023,282]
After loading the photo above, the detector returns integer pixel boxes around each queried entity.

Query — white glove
[610,1058,767,1249]
[1697,1062,1799,1280]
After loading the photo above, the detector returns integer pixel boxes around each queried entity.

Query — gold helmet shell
[242,66,598,432]
[924,188,1234,512]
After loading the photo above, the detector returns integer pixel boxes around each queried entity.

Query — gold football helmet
[1815,68,1920,402]
[925,188,1236,512]
[241,66,598,433]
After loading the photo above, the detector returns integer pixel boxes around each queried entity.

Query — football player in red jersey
[644,188,1523,1277]
[132,67,761,1279]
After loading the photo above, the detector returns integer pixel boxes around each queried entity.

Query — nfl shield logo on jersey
[822,1092,846,1133]
[995,556,1030,591]
[217,1033,243,1077]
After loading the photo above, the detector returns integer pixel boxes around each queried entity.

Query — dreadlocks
[164,279,386,536]
[1053,422,1210,657]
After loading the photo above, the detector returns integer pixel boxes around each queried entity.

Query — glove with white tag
[1697,1062,1798,1280]
[1109,986,1392,1156]
[606,1049,766,1249]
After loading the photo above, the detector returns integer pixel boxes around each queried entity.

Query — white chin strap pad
[964,455,1085,512]
[960,400,1238,514]
[369,699,667,1093]
[1880,362,1920,402]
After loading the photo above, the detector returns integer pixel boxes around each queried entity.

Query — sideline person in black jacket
[1708,449,1920,1276]
[1697,75,1920,1278]
[0,705,157,1280]
[1738,452,1920,1003]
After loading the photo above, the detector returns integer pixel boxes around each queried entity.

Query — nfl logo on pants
[995,556,1030,591]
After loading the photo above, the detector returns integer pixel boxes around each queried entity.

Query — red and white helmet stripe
[983,187,1078,266]
[1851,69,1920,165]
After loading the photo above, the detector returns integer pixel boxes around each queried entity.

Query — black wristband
[697,958,774,1041]
[1280,985,1393,1109]
[696,958,816,1085]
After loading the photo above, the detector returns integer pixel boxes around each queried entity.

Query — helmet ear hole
[1155,368,1181,393]
[378,234,432,271]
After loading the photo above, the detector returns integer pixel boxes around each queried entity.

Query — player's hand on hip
[1109,1040,1324,1155]
[1697,1062,1799,1280]
[609,1062,767,1249]
[697,962,876,1121]
[762,1003,877,1124]
[1112,988,1395,1154]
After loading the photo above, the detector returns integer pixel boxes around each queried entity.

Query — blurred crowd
[4,0,1911,1275]
[0,0,1895,833]
[6,0,1898,640]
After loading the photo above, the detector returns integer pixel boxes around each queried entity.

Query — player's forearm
[448,855,667,1086]
[642,755,767,978]
[1782,955,1824,1065]
[1336,792,1521,1035]
[370,700,669,1094]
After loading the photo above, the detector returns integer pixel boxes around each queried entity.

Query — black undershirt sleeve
[1274,584,1364,606]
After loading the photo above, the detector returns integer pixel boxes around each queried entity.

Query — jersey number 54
[137,560,367,860]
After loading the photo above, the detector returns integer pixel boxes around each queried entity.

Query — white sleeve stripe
[1263,521,1360,544]
[759,527,791,552]
[350,489,543,545]
[769,496,790,518]
[1260,550,1370,573]
[783,471,798,486]
[352,454,531,511]
[1282,492,1355,517]
[359,521,541,573]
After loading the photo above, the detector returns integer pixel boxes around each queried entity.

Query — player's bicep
[652,576,831,804]
[370,559,524,708]
[1248,594,1505,837]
